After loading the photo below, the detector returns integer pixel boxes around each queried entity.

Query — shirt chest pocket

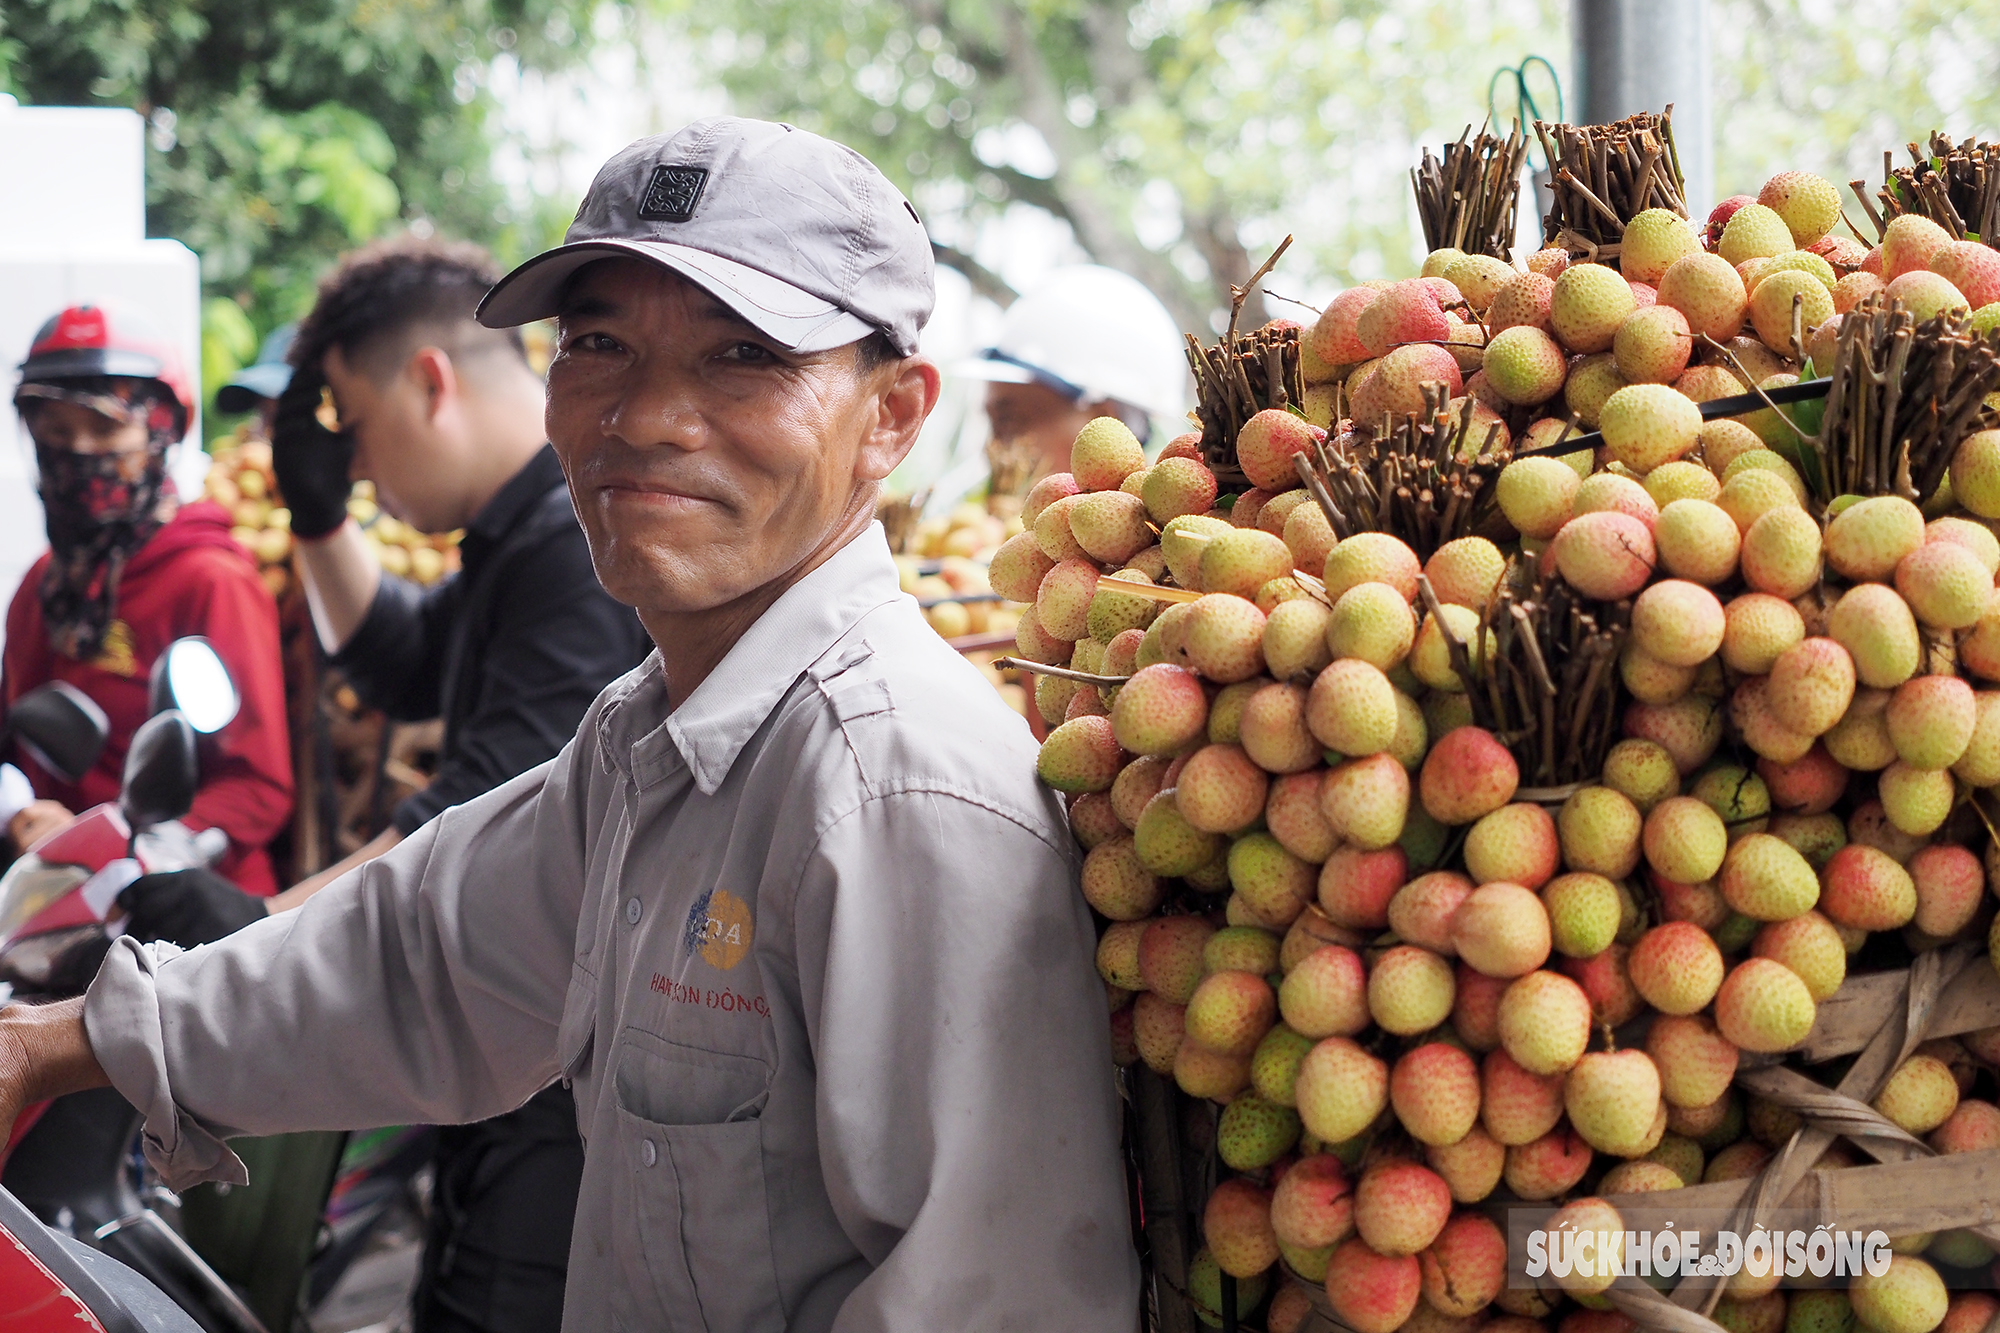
[608,1027,784,1333]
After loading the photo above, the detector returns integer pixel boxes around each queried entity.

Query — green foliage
[1708,0,2000,209]
[648,0,1565,330]
[0,0,597,410]
[200,295,257,410]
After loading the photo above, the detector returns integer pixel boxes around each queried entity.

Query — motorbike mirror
[119,712,199,833]
[149,637,237,734]
[9,681,111,784]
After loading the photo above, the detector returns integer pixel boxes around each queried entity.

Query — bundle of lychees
[1013,154,2000,1333]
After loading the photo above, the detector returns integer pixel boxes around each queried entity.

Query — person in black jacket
[121,235,651,1333]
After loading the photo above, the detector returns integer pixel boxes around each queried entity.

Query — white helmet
[954,265,1188,429]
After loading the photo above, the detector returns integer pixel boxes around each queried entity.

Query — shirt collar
[462,444,566,562]
[663,524,904,795]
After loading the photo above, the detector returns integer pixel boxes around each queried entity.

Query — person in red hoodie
[3,301,293,895]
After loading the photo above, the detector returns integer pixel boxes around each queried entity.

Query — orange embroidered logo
[684,889,752,971]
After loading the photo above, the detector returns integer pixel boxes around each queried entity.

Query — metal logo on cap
[637,165,708,222]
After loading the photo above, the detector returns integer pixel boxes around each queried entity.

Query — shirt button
[625,897,642,925]
[641,1140,658,1168]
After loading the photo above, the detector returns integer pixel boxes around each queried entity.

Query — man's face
[322,347,463,534]
[545,260,929,618]
[984,381,1097,478]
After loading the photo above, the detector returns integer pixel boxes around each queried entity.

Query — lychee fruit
[1358,278,1452,358]
[1142,455,1221,525]
[1368,944,1456,1035]
[1850,1255,1948,1333]
[1628,921,1726,1015]
[1133,789,1225,878]
[1556,786,1642,879]
[1896,540,1993,631]
[1308,658,1399,756]
[1886,674,1977,770]
[1387,871,1475,954]
[1111,663,1208,755]
[1622,209,1704,284]
[1885,270,1970,323]
[1551,263,1638,353]
[1497,969,1591,1074]
[1659,252,1751,342]
[1765,636,1857,737]
[1482,326,1568,404]
[1391,1041,1482,1146]
[1314,843,1405,928]
[1553,510,1657,599]
[1827,583,1922,689]
[1236,408,1327,491]
[1759,172,1842,247]
[1720,832,1821,921]
[1642,795,1728,884]
[1279,944,1369,1040]
[1294,1036,1388,1143]
[1909,843,1984,938]
[1324,531,1422,602]
[1504,1125,1594,1200]
[1326,582,1418,671]
[1419,1212,1507,1318]
[1566,1049,1664,1156]
[1240,681,1319,774]
[1752,910,1847,1001]
[1715,957,1817,1053]
[1719,203,1796,266]
[1174,743,1270,834]
[1748,269,1834,354]
[1613,303,1694,385]
[1322,753,1410,850]
[1488,270,1556,332]
[1647,1013,1740,1109]
[1324,1239,1423,1333]
[1451,882,1554,978]
[1497,458,1583,543]
[1200,527,1295,599]
[1819,841,1918,930]
[1420,726,1519,824]
[1080,836,1167,920]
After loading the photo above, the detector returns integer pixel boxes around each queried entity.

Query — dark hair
[853,330,901,374]
[291,234,525,381]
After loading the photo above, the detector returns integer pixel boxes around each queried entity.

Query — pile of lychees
[1013,167,2000,1333]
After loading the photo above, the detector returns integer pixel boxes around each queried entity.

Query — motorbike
[0,636,268,1333]
[0,1177,202,1332]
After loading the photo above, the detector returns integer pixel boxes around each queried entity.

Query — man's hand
[117,868,270,947]
[0,998,110,1148]
[9,800,72,853]
[271,371,355,539]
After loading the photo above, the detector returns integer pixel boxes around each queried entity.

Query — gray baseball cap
[477,117,934,355]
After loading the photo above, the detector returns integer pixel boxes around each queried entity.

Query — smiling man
[0,118,1137,1330]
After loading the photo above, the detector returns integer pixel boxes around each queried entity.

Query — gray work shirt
[84,525,1139,1331]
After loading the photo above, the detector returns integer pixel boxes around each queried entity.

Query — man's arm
[0,999,109,1145]
[795,791,1139,1329]
[387,522,646,835]
[75,740,593,1191]
[294,519,382,655]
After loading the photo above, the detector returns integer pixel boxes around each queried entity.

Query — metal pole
[1573,0,1714,218]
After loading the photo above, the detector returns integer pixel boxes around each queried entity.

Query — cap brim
[215,363,292,414]
[949,356,1037,386]
[477,239,877,354]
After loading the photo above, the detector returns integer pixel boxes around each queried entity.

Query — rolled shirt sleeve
[793,789,1139,1331]
[83,744,588,1192]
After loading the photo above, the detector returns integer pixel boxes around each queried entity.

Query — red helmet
[16,301,195,431]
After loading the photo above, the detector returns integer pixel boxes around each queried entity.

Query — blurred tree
[0,0,597,410]
[1709,0,2000,217]
[648,0,1565,332]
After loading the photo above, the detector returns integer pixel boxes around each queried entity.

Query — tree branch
[933,240,1018,306]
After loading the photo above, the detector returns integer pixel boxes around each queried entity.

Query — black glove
[271,370,355,538]
[117,867,269,947]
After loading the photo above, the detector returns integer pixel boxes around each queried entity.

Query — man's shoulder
[777,598,1060,839]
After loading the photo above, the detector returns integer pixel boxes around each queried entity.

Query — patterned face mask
[17,378,181,661]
